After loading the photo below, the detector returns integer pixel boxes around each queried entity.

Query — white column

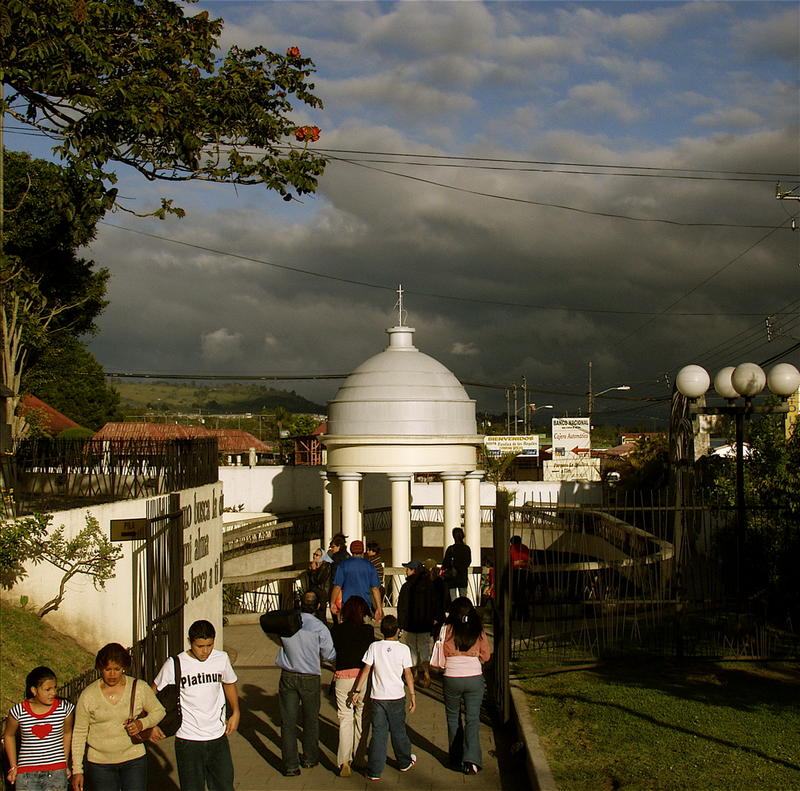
[441,471,465,548]
[388,474,413,602]
[464,470,484,602]
[358,477,365,539]
[338,472,362,542]
[320,470,333,549]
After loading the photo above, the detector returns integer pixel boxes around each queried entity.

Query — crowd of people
[3,533,493,790]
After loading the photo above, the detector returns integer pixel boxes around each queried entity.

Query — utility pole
[522,375,528,434]
[587,361,594,421]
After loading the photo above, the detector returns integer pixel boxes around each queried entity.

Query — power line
[328,157,794,230]
[7,123,797,182]
[98,221,788,319]
[618,217,795,350]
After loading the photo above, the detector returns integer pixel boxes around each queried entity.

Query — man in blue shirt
[276,591,336,776]
[330,540,384,620]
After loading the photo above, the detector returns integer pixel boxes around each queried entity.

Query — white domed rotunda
[321,322,484,572]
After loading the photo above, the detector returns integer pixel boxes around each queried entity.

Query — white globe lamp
[766,363,800,397]
[675,365,710,399]
[713,367,738,400]
[731,363,766,398]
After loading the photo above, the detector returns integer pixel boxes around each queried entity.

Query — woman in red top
[4,666,75,790]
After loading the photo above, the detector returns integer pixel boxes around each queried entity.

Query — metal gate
[489,492,511,723]
[132,492,185,681]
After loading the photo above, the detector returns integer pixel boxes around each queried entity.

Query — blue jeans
[367,698,413,778]
[443,674,485,767]
[174,735,234,791]
[14,768,67,791]
[279,670,321,772]
[86,756,147,791]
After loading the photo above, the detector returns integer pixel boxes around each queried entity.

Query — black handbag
[260,609,303,638]
[131,655,182,742]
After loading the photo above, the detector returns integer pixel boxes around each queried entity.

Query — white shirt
[362,640,412,700]
[154,649,237,741]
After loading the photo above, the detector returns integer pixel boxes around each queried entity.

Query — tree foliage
[1,150,114,439]
[701,414,800,620]
[22,336,122,430]
[0,513,49,588]
[2,0,327,216]
[4,151,109,336]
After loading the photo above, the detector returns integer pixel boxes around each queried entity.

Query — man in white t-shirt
[151,620,240,791]
[350,614,416,781]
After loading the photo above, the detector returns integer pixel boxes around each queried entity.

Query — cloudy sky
[13,1,800,420]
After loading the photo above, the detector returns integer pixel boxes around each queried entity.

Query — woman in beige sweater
[71,643,165,791]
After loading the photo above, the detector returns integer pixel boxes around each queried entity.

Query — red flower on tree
[294,125,321,143]
[286,46,300,58]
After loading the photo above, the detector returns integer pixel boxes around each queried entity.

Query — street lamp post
[675,362,800,606]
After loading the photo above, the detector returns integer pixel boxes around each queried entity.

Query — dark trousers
[279,670,321,771]
[174,735,234,791]
[443,674,485,767]
[367,698,413,778]
[87,755,147,791]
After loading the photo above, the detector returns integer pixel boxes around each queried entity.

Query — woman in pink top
[440,597,491,775]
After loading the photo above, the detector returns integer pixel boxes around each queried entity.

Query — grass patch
[515,656,800,791]
[0,600,94,714]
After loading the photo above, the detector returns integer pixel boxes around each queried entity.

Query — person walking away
[4,666,74,791]
[509,535,532,621]
[150,620,239,791]
[301,547,332,622]
[330,540,383,621]
[365,542,385,604]
[350,615,416,781]
[397,560,436,688]
[331,595,376,776]
[275,591,336,777]
[71,643,165,791]
[424,558,449,642]
[442,527,472,601]
[436,597,491,775]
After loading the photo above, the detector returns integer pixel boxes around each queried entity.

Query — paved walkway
[146,620,525,790]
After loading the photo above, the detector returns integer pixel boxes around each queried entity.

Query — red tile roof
[20,395,81,435]
[208,429,272,453]
[93,423,272,453]
[94,422,212,441]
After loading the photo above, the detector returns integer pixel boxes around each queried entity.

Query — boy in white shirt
[350,615,416,781]
[151,620,239,791]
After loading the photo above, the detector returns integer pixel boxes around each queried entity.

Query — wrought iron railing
[10,437,219,515]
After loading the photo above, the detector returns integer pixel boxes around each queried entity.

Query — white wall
[218,465,389,514]
[3,483,224,654]
[219,465,603,514]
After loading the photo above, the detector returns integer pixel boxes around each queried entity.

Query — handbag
[430,625,447,670]
[130,656,182,743]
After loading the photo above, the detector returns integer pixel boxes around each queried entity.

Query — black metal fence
[500,490,800,663]
[10,437,219,515]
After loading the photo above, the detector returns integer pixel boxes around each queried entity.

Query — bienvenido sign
[484,435,540,458]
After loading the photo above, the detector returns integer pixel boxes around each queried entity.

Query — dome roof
[326,326,477,437]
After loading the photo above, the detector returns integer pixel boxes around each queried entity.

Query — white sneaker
[400,754,417,772]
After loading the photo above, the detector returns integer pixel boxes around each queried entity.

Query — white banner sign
[551,417,591,458]
[543,459,601,482]
[484,435,540,458]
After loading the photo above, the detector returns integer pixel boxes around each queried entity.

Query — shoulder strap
[129,678,138,719]
[172,656,182,716]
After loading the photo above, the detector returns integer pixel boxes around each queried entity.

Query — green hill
[0,600,95,714]
[111,380,326,416]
